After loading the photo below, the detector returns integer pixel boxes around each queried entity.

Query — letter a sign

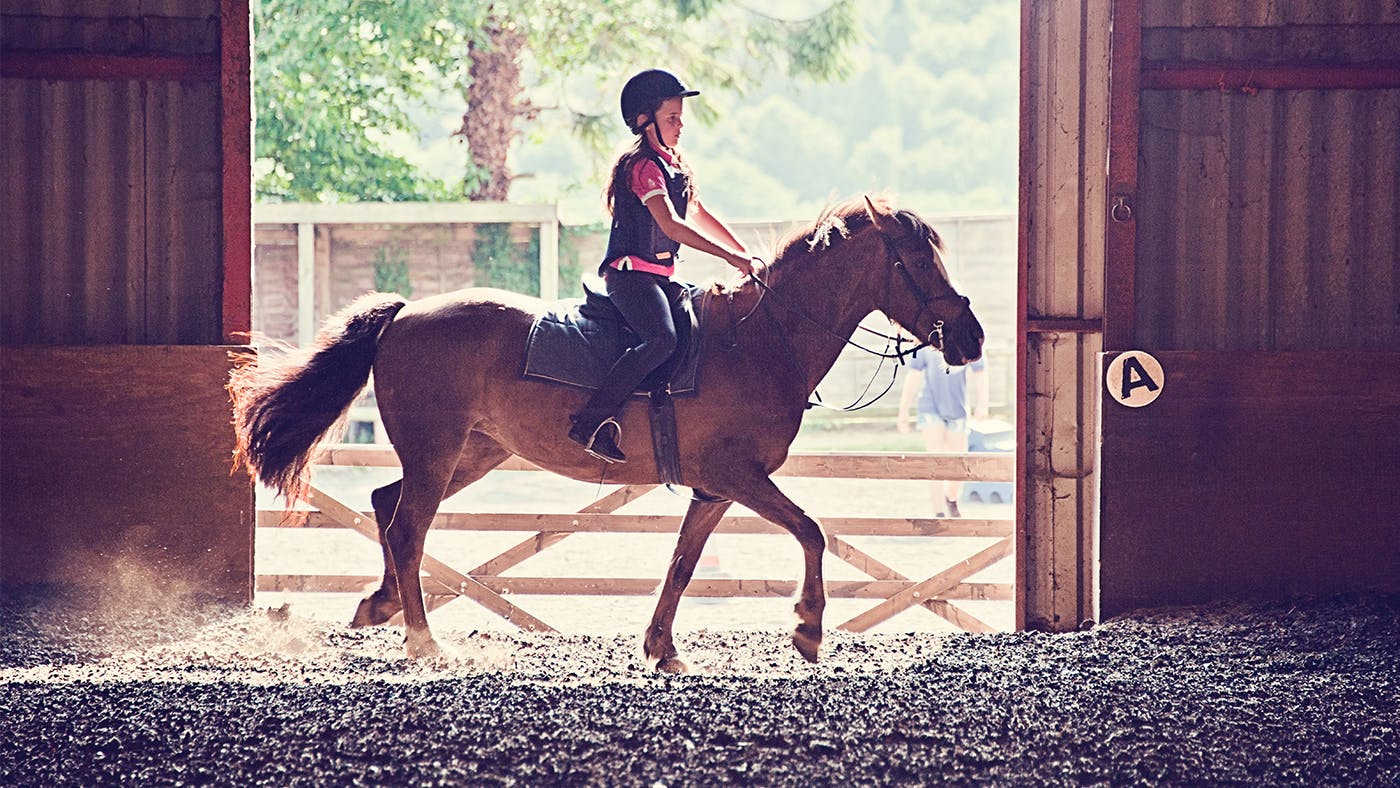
[1105,350,1164,408]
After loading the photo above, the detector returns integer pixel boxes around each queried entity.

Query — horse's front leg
[644,495,732,673]
[725,474,829,663]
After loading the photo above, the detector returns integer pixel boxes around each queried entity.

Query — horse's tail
[229,292,407,501]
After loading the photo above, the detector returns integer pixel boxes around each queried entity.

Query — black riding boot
[568,414,626,463]
[568,349,651,463]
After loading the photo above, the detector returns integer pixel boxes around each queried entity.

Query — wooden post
[539,206,559,300]
[296,222,315,346]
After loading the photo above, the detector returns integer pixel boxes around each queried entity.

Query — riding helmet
[620,69,699,132]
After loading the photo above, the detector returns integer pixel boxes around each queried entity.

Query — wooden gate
[257,445,1016,633]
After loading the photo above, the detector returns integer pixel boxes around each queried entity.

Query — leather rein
[735,228,971,411]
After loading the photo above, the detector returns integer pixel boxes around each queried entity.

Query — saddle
[522,282,707,487]
[522,282,704,396]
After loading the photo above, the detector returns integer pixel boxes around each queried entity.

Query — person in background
[897,348,989,517]
[567,68,761,463]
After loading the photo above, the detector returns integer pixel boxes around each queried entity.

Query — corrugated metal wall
[1134,1,1400,351]
[0,0,223,345]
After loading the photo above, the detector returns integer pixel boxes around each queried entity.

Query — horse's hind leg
[350,432,509,635]
[348,479,409,628]
[644,495,732,673]
[721,473,829,663]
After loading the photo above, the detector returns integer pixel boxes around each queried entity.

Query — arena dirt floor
[1,591,1396,785]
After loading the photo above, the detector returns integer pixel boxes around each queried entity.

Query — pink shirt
[607,145,680,277]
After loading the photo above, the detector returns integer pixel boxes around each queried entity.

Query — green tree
[253,0,487,201]
[253,0,859,203]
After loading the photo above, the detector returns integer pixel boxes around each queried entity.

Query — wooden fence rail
[257,445,1016,633]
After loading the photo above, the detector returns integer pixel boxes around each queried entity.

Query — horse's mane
[704,196,943,297]
[769,196,941,275]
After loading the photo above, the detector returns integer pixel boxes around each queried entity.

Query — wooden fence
[256,445,1016,633]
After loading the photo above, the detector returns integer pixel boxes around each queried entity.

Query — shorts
[917,413,967,433]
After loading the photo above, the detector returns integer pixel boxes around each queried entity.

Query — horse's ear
[863,195,897,235]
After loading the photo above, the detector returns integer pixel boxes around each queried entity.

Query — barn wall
[1135,87,1399,350]
[0,346,253,604]
[1133,1,1400,351]
[0,1,253,603]
[0,0,224,345]
[1097,0,1400,617]
[1099,351,1400,612]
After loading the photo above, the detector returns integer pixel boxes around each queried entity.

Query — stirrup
[573,417,626,464]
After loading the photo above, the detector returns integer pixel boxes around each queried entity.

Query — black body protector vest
[599,147,690,275]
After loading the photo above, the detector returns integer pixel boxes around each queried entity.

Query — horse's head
[863,197,984,367]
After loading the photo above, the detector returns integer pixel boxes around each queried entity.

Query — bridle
[736,223,972,411]
[743,225,970,358]
[879,232,972,354]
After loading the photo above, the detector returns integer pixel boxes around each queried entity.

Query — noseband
[878,233,969,352]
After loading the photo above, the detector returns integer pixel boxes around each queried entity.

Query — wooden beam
[1105,0,1141,350]
[0,52,220,81]
[1141,62,1400,91]
[253,201,560,225]
[538,208,560,300]
[315,444,1016,482]
[923,599,998,634]
[261,510,1013,538]
[827,536,907,581]
[220,0,253,343]
[468,532,572,578]
[256,574,1014,601]
[1026,318,1103,334]
[296,223,316,345]
[827,535,1006,627]
[468,484,657,576]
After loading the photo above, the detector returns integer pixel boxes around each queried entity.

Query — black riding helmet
[620,69,699,135]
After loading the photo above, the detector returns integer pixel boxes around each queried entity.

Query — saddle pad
[522,285,703,396]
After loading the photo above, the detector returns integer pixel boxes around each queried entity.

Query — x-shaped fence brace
[261,450,1014,634]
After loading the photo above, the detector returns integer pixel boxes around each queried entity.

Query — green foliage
[749,2,860,81]
[254,0,1018,216]
[254,0,861,203]
[371,244,412,297]
[472,224,540,295]
[558,223,606,298]
[253,0,486,201]
[674,0,1020,217]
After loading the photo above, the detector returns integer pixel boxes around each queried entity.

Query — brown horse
[229,196,984,670]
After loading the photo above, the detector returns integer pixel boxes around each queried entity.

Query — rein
[734,228,964,412]
[748,272,932,361]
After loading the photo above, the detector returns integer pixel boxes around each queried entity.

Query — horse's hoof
[405,631,441,660]
[349,595,400,628]
[654,656,689,674]
[793,622,822,663]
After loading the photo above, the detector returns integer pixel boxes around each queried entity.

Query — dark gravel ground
[1,592,1396,786]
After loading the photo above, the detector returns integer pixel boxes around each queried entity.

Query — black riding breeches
[575,269,686,424]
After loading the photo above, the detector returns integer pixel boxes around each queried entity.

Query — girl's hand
[729,253,764,277]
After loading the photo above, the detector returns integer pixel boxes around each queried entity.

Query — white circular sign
[1105,350,1164,408]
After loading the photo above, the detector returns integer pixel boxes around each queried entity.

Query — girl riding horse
[230,193,984,668]
[568,69,764,463]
